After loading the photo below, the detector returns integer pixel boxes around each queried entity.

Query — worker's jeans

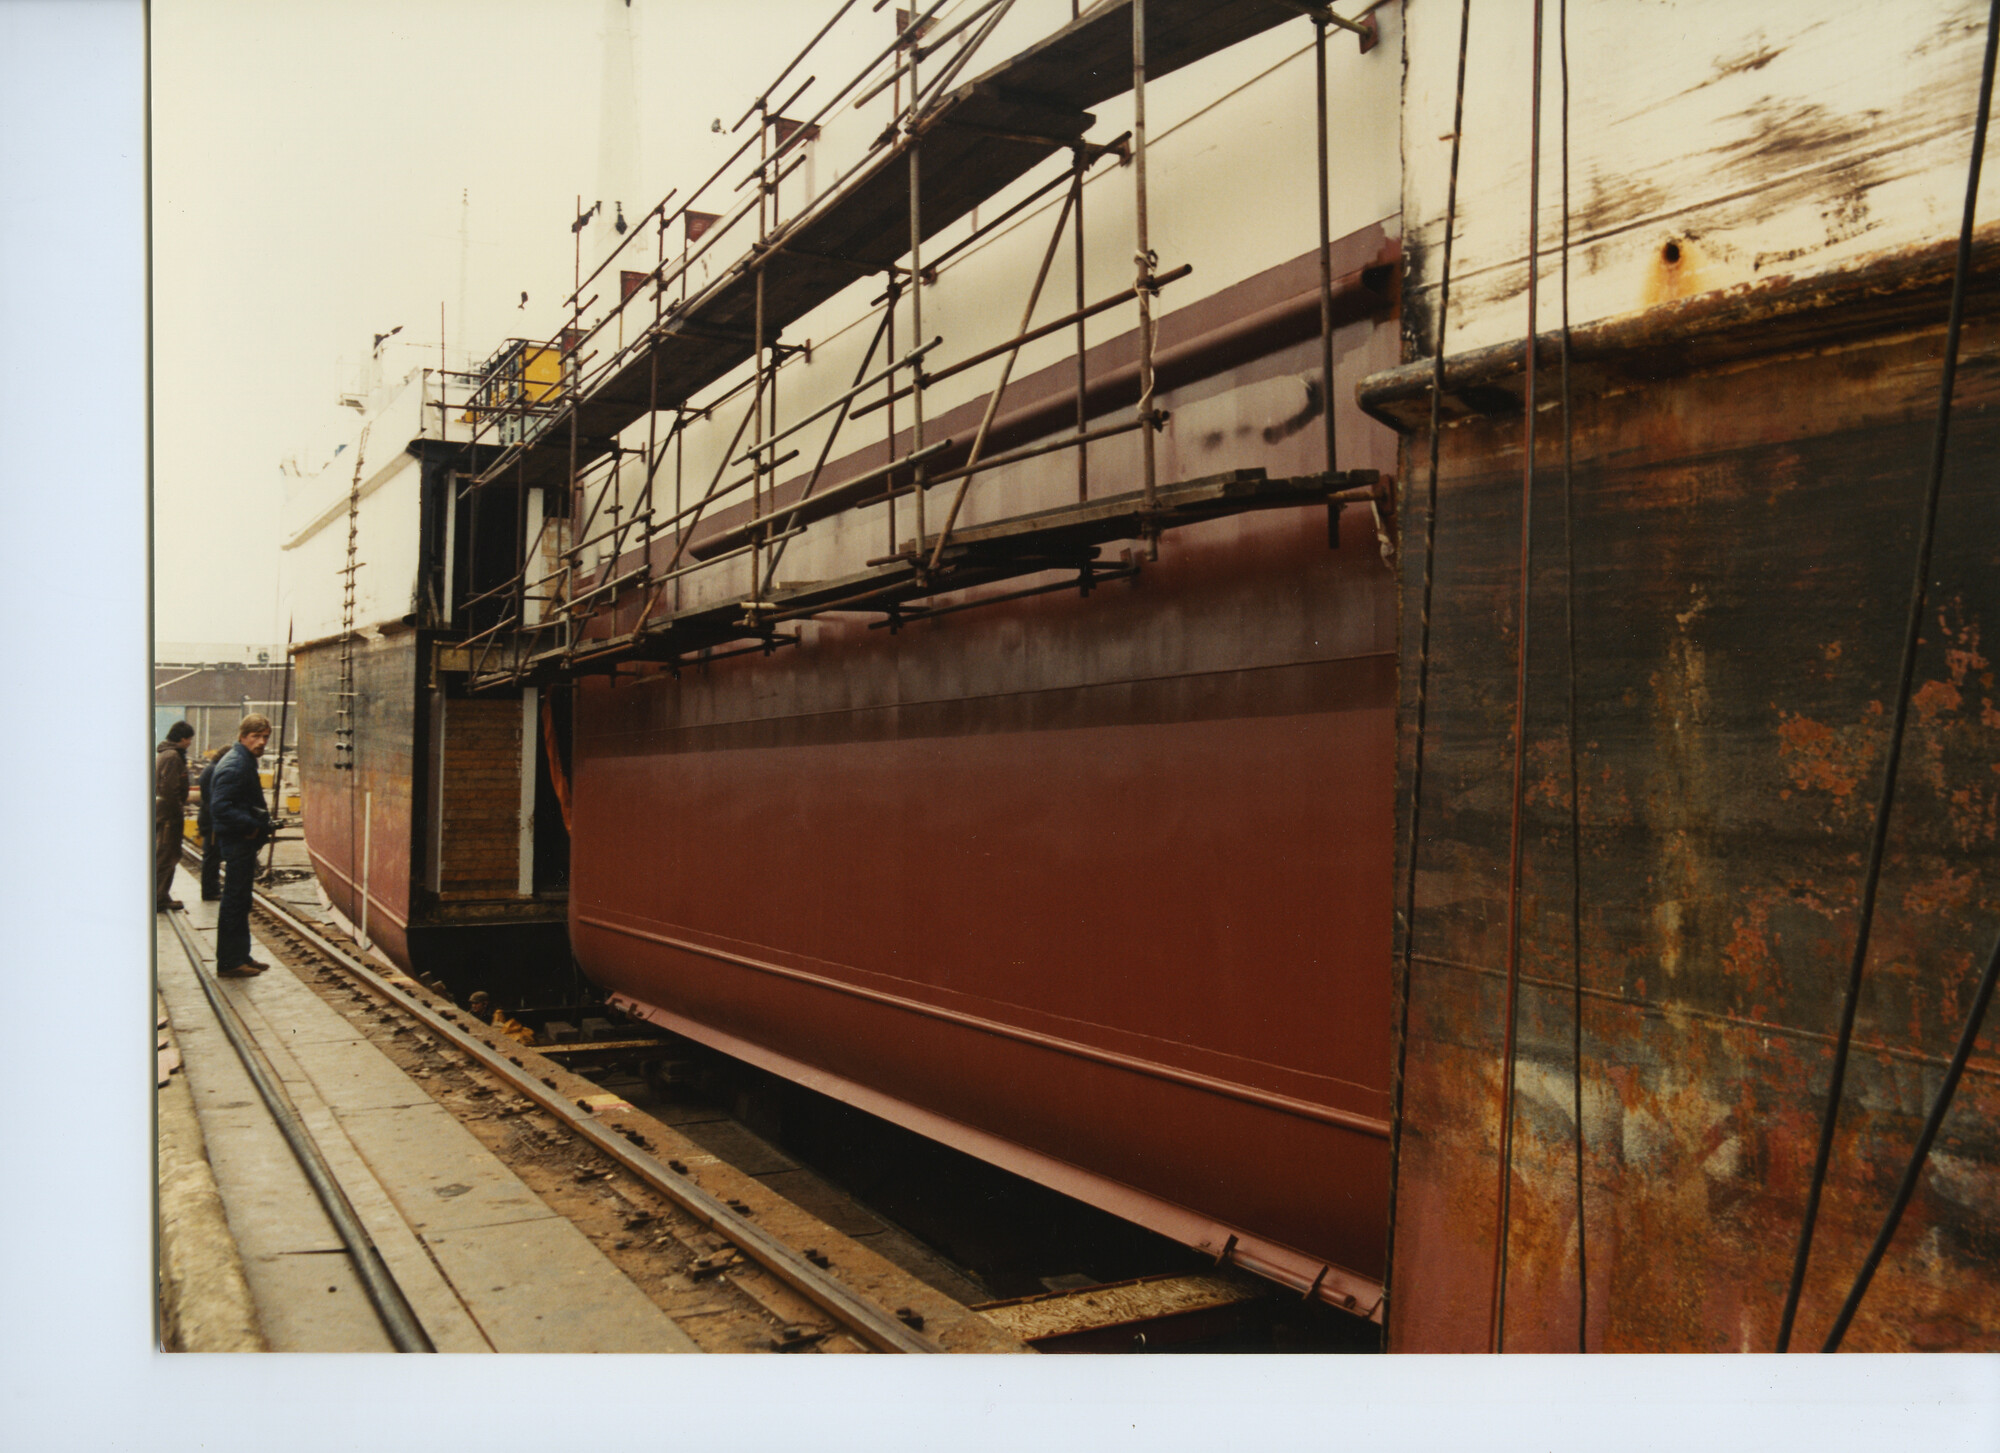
[216,837,261,969]
[199,830,222,899]
[153,815,181,905]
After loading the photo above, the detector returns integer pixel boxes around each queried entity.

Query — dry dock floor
[155,857,697,1352]
[154,837,1019,1354]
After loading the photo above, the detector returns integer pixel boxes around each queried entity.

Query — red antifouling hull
[570,504,1397,1296]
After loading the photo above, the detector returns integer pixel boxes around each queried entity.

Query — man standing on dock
[153,721,194,911]
[193,747,225,900]
[209,714,274,978]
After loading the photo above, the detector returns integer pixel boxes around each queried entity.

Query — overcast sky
[150,0,862,649]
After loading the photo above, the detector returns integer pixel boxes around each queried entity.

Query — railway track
[163,848,952,1354]
[167,841,1372,1352]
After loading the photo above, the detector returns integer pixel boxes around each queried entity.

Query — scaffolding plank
[459,468,1364,688]
[968,0,1305,114]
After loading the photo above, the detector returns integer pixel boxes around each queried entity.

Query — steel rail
[919,153,1082,279]
[460,0,1047,493]
[564,443,644,568]
[237,887,941,1354]
[905,0,1015,117]
[762,305,896,594]
[651,448,803,544]
[694,436,956,560]
[458,0,969,482]
[848,262,1192,421]
[1314,16,1336,481]
[917,412,1140,491]
[851,0,959,111]
[564,187,679,315]
[1270,0,1375,42]
[1132,0,1159,543]
[731,0,860,134]
[658,389,768,575]
[907,35,930,555]
[1073,136,1090,502]
[926,178,1080,569]
[161,908,435,1353]
[867,561,1141,628]
[263,624,294,876]
[570,504,655,561]
[562,560,653,615]
[465,186,763,475]
[752,153,771,610]
[730,80,818,196]
[730,337,942,466]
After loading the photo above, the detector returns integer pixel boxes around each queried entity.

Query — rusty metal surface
[571,494,1399,1294]
[1366,228,2000,435]
[1380,301,2000,1351]
[295,633,419,969]
[297,632,569,1000]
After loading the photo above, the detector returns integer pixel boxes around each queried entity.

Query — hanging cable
[1812,0,2000,1353]
[1383,0,1473,1346]
[1490,0,1548,1355]
[1557,0,1587,1355]
[1776,0,2000,1352]
[1825,931,2000,1350]
[540,687,572,834]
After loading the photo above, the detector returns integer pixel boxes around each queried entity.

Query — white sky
[150,0,852,648]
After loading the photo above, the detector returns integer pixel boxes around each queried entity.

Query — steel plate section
[296,632,419,968]
[1380,311,2000,1352]
[570,499,1397,1284]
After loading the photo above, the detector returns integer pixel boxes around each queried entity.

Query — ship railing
[435,0,1383,690]
[440,0,1006,685]
[450,0,961,471]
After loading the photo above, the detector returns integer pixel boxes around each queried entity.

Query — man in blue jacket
[208,714,274,978]
[193,747,225,900]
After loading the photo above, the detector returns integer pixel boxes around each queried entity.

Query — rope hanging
[1382,0,1473,1346]
[1780,0,2000,1353]
[1490,0,1551,1354]
[1556,0,1588,1355]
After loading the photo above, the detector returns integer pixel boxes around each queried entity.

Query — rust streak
[1776,713,1862,799]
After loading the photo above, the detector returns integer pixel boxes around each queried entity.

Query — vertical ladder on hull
[334,425,371,771]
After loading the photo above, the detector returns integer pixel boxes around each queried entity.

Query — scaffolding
[426,0,1387,693]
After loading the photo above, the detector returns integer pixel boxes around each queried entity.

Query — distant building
[152,648,296,758]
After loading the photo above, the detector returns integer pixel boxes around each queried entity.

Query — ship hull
[1368,260,2000,1352]
[572,496,1398,1302]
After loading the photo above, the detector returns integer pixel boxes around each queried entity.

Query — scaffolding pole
[1132,0,1159,555]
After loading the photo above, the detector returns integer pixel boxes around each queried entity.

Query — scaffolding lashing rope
[1383,0,1472,1349]
[1489,0,1549,1355]
[1132,0,1159,550]
[1779,0,2000,1353]
[540,687,572,835]
[1555,0,1588,1356]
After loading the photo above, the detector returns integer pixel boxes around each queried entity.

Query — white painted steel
[1401,0,2000,356]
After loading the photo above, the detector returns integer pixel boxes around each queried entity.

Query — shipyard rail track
[161,853,952,1354]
